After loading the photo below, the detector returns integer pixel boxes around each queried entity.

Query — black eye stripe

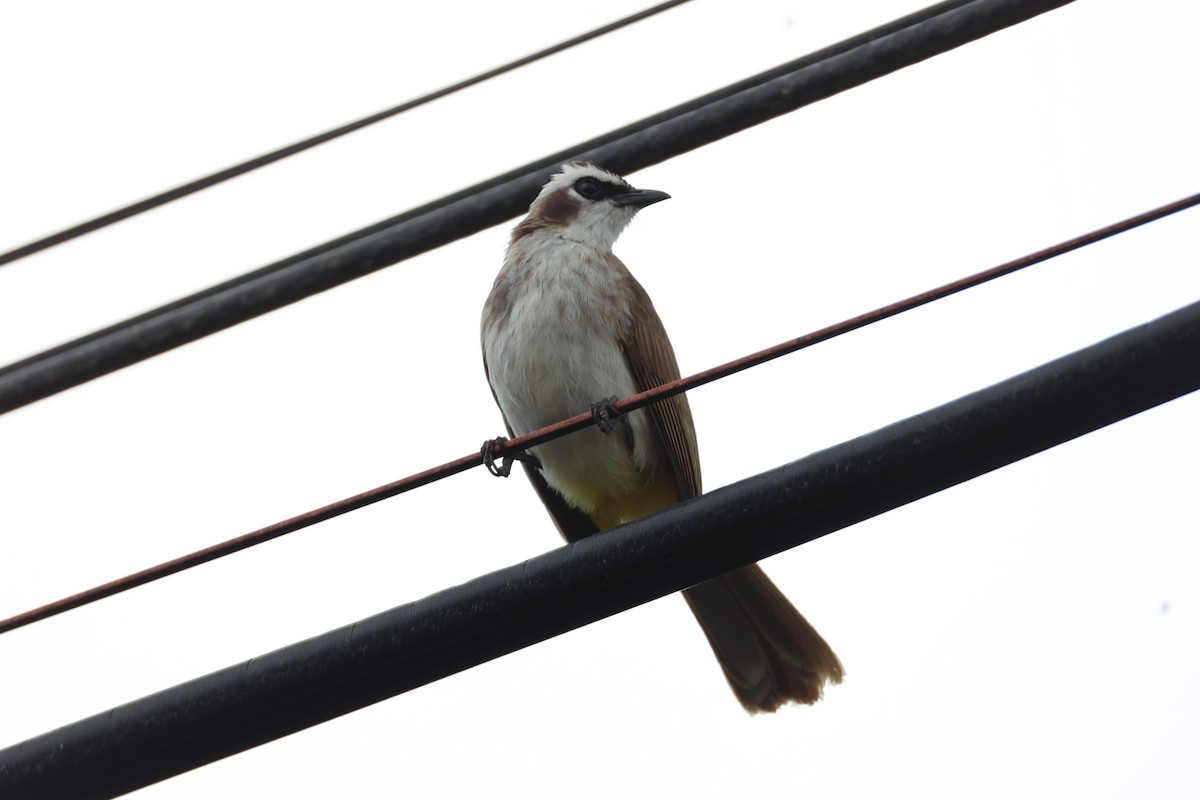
[573,177,626,200]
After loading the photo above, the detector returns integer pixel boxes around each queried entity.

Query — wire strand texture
[2,189,1195,636]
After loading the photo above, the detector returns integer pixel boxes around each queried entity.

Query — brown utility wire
[0,0,693,268]
[2,190,1197,635]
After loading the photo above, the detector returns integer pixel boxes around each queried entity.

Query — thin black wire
[2,188,1193,637]
[0,0,693,269]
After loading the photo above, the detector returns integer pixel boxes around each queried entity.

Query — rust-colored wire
[1,190,1197,636]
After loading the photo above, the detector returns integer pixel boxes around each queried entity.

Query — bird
[481,161,843,712]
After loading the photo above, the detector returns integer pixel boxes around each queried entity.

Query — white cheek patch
[565,204,637,249]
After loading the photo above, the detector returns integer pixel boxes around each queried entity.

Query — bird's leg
[480,437,541,478]
[590,396,622,434]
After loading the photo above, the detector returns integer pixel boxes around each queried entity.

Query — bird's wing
[619,268,702,500]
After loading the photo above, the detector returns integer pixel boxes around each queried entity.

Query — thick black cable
[0,0,694,269]
[1,188,1194,637]
[2,298,1197,799]
[0,0,1074,416]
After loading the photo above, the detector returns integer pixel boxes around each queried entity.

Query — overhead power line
[0,0,1074,416]
[4,187,1192,637]
[2,298,1197,799]
[0,0,694,269]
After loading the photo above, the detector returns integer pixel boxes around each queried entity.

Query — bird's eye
[575,178,602,199]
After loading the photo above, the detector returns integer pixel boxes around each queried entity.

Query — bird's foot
[590,396,622,434]
[481,437,541,478]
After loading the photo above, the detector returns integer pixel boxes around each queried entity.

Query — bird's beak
[613,189,671,209]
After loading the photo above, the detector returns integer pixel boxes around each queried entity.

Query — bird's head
[515,161,670,249]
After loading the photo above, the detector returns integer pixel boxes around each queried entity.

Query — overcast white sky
[1,1,1198,797]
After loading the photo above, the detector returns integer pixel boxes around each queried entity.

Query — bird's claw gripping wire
[481,437,513,477]
[481,437,541,478]
[591,396,622,434]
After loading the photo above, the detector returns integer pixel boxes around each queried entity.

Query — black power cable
[2,298,1197,799]
[0,0,1075,416]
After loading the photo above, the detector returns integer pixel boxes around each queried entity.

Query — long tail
[682,564,843,713]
